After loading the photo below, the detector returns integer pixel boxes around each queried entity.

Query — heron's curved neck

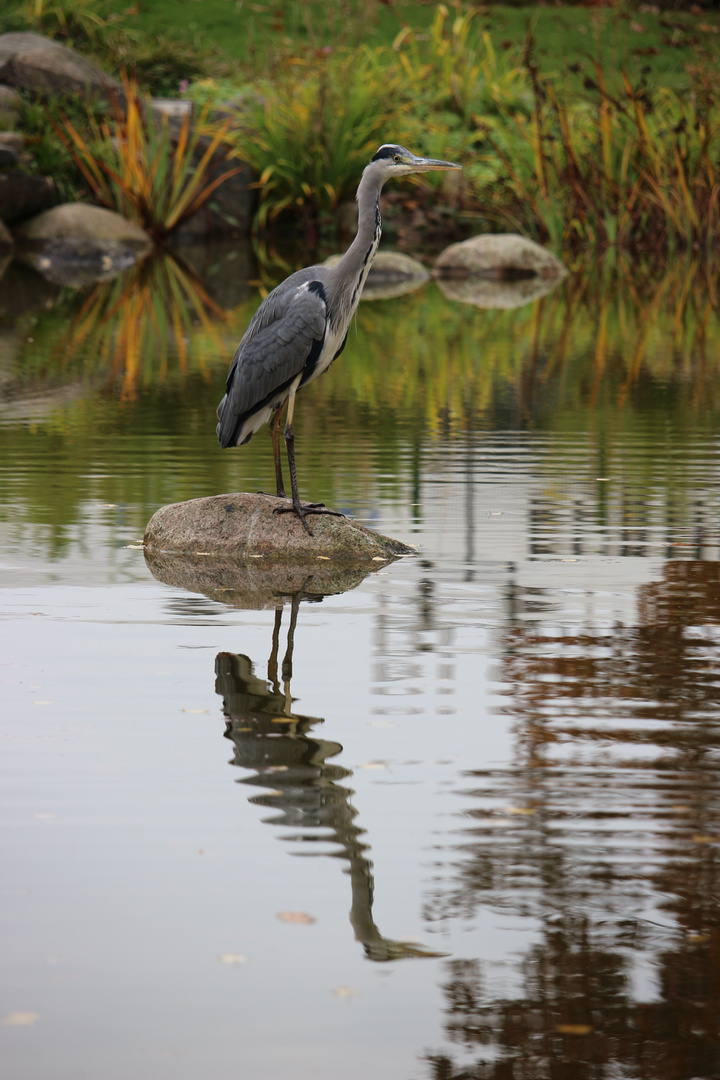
[328,165,384,320]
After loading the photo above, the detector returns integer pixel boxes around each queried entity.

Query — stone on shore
[16,202,153,251]
[143,492,414,560]
[434,234,567,280]
[15,204,153,281]
[0,31,121,100]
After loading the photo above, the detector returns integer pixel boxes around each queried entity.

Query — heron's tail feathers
[216,394,247,448]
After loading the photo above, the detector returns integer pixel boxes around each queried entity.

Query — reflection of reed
[215,598,444,962]
[58,252,227,401]
[422,559,720,1078]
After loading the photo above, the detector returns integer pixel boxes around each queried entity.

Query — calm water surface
[1,248,720,1079]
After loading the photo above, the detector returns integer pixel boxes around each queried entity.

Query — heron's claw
[273,503,345,537]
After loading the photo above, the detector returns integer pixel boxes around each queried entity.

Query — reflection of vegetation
[3,256,720,555]
[423,560,720,1078]
[60,252,229,400]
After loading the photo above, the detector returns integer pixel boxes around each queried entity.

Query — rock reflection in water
[215,595,444,962]
[423,560,720,1079]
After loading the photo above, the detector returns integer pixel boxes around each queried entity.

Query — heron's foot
[273,502,344,537]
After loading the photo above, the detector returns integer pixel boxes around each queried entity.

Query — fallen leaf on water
[556,1023,593,1035]
[3,1013,38,1026]
[277,911,316,925]
[506,806,537,815]
[686,933,710,944]
[359,762,388,770]
[692,835,718,844]
[182,709,209,714]
[219,954,247,964]
[333,986,358,998]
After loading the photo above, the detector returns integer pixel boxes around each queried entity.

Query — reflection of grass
[54,252,229,400]
[307,257,720,436]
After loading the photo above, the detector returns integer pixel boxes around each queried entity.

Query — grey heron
[216,144,461,534]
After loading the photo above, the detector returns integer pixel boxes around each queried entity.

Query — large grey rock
[0,171,57,224]
[16,203,153,252]
[0,86,22,127]
[434,234,567,280]
[0,32,121,100]
[144,492,414,560]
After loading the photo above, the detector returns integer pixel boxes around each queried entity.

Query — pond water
[2,245,720,1079]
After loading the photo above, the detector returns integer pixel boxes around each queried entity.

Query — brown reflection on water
[214,596,444,962]
[424,560,720,1078]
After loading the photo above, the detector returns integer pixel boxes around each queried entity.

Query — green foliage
[18,94,103,201]
[14,0,115,51]
[226,50,406,226]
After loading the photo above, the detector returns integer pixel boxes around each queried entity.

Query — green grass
[3,1,718,94]
[4,0,720,252]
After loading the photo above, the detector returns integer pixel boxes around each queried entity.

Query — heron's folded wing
[222,281,328,421]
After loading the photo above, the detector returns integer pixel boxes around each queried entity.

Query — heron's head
[368,144,461,179]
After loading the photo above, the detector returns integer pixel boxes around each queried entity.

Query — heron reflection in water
[214,595,444,962]
[216,145,461,534]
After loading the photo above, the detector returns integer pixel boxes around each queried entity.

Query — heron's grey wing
[217,279,327,448]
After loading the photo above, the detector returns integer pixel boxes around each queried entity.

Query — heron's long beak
[410,155,462,172]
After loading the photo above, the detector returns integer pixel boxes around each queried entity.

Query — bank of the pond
[1,3,720,255]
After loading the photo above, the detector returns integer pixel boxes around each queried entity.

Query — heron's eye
[393,154,401,163]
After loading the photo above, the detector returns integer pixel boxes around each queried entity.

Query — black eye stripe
[370,144,408,163]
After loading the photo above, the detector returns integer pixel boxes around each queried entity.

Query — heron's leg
[273,388,343,535]
[270,408,286,498]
